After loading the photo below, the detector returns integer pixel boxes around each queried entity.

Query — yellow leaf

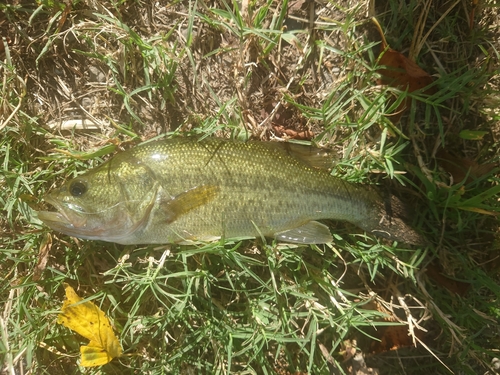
[57,284,122,367]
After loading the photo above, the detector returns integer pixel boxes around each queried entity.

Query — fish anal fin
[161,185,219,224]
[274,221,333,244]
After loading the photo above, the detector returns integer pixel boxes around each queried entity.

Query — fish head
[37,165,152,242]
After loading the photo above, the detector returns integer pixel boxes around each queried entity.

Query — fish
[37,137,424,245]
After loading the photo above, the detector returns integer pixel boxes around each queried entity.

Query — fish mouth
[37,196,88,233]
[38,195,134,242]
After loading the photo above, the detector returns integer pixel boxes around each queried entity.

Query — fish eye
[69,180,87,197]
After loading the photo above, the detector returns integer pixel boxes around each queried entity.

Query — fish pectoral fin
[160,185,219,224]
[274,221,333,244]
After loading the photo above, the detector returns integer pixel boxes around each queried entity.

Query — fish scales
[38,138,423,245]
[129,139,365,242]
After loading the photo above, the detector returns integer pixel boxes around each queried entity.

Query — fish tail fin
[359,192,426,245]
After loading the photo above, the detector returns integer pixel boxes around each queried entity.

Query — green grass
[2,0,500,374]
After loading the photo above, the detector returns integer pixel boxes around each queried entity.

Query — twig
[0,75,26,131]
[411,0,461,59]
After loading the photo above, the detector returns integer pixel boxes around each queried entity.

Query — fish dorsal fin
[160,185,219,224]
[274,221,333,244]
[262,142,336,171]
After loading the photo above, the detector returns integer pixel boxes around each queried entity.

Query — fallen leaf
[57,284,122,367]
[273,125,314,140]
[341,340,379,375]
[362,299,425,354]
[425,263,470,296]
[56,2,72,32]
[33,233,52,281]
[369,325,416,354]
[289,0,307,11]
[469,0,479,29]
[378,49,434,93]
[459,129,488,140]
[372,18,434,122]
[436,149,497,184]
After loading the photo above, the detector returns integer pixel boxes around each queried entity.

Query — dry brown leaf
[470,0,479,29]
[56,2,72,32]
[369,325,416,354]
[362,299,425,354]
[289,0,307,11]
[377,49,434,93]
[436,149,497,184]
[33,233,52,281]
[341,340,379,375]
[273,125,314,140]
[425,263,470,296]
[372,18,434,122]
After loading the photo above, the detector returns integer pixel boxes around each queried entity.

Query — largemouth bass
[38,138,423,245]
